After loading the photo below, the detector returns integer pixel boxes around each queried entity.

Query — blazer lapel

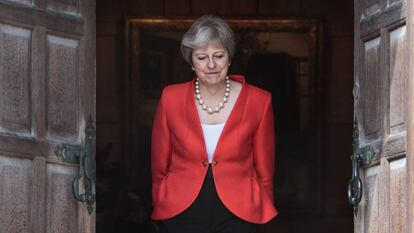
[185,76,207,160]
[185,75,248,161]
[214,75,248,160]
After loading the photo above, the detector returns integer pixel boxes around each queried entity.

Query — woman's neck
[198,79,227,98]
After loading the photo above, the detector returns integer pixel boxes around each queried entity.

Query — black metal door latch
[54,115,96,215]
[347,118,374,215]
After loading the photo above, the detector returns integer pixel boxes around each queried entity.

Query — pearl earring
[191,66,195,71]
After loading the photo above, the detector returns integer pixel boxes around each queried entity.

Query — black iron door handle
[347,154,363,207]
[347,118,374,215]
[54,115,96,214]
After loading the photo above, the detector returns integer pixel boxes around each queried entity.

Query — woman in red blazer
[151,15,278,233]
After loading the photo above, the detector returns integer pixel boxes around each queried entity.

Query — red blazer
[151,75,278,224]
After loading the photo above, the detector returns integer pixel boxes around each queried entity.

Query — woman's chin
[205,78,222,85]
[201,74,225,82]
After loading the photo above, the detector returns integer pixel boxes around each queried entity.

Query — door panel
[354,0,410,232]
[0,0,95,232]
[46,164,79,233]
[389,157,407,233]
[388,24,407,134]
[363,0,381,18]
[0,155,31,233]
[361,35,381,139]
[361,165,380,233]
[46,34,81,142]
[47,0,80,15]
[0,24,32,136]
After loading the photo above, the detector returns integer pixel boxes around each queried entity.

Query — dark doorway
[96,1,355,233]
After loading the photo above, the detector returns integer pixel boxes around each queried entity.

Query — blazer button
[213,160,218,166]
[202,160,207,167]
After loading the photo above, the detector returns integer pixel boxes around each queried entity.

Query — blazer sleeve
[252,94,276,203]
[151,87,172,206]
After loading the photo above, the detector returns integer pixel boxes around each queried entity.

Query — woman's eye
[197,57,206,60]
[215,55,224,58]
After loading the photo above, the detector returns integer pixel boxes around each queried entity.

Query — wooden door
[354,0,414,232]
[0,0,95,232]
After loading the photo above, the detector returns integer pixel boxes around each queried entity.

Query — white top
[201,122,226,163]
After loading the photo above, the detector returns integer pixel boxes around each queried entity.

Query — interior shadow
[96,18,323,233]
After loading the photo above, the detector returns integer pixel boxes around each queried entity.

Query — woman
[151,15,278,233]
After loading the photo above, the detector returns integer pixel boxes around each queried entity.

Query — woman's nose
[207,58,216,69]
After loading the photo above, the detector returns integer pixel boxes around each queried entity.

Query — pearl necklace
[195,76,230,114]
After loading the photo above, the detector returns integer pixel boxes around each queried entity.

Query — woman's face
[191,42,230,85]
